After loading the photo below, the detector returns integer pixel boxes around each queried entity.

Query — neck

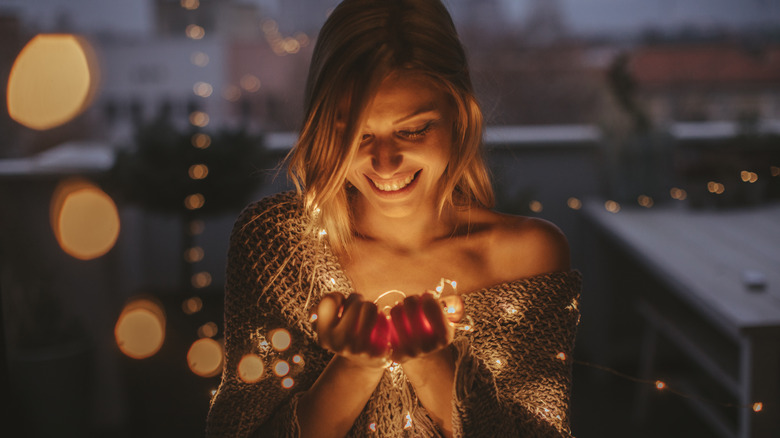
[350,197,457,253]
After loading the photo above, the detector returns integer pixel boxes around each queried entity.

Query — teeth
[373,174,414,192]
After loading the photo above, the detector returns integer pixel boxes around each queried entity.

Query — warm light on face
[51,179,120,260]
[115,298,166,359]
[237,354,264,383]
[187,338,224,377]
[7,34,99,131]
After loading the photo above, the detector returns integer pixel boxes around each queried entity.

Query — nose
[369,137,403,177]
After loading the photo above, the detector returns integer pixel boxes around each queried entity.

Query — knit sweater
[206,191,581,437]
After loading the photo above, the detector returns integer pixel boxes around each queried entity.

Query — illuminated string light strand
[572,359,764,412]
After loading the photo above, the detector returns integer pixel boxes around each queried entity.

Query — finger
[421,294,453,348]
[369,313,391,357]
[401,295,426,356]
[408,294,439,353]
[351,302,378,354]
[389,300,413,357]
[440,294,465,323]
[315,293,344,348]
[330,294,365,351]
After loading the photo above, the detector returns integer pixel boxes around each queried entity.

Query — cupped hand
[313,292,391,368]
[387,293,455,363]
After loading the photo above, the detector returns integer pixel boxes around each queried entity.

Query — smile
[367,170,420,193]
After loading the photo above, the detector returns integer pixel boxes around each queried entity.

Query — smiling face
[347,73,454,219]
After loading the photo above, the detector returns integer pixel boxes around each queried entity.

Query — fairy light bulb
[655,380,666,390]
[281,377,294,389]
[269,329,292,351]
[752,402,763,412]
[274,360,290,376]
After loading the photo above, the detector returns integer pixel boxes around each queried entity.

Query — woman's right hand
[313,292,391,369]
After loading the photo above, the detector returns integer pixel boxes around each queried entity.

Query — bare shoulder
[468,209,571,281]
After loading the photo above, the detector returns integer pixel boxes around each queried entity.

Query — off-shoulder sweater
[206,191,581,437]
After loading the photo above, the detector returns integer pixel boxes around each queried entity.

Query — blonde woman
[206,0,581,436]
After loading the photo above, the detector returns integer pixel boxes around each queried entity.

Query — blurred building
[629,43,780,125]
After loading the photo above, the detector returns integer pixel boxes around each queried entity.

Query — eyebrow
[393,104,440,125]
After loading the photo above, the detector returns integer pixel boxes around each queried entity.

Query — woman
[206,0,581,436]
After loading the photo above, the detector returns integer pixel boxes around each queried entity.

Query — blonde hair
[287,0,494,253]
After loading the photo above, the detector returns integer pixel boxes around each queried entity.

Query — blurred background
[1,0,779,436]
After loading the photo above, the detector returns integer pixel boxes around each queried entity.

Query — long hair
[287,0,494,253]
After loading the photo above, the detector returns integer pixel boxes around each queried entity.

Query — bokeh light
[637,195,654,208]
[185,193,205,210]
[238,354,264,383]
[198,322,219,338]
[115,298,166,359]
[189,111,209,127]
[189,219,205,235]
[188,164,209,180]
[193,81,213,98]
[707,181,725,195]
[529,200,543,213]
[239,74,261,93]
[185,24,205,40]
[50,179,120,260]
[187,338,223,377]
[274,360,290,377]
[191,271,212,289]
[7,34,99,130]
[567,197,582,210]
[181,0,199,10]
[190,51,209,67]
[604,200,621,213]
[670,187,687,200]
[281,377,294,389]
[191,133,211,149]
[182,296,203,315]
[270,329,292,351]
[184,246,205,263]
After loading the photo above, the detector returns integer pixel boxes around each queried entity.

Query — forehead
[364,73,450,122]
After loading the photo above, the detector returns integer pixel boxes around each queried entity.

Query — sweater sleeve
[205,195,333,437]
[451,272,581,437]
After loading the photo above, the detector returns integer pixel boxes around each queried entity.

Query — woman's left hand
[388,292,455,363]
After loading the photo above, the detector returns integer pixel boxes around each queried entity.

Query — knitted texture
[206,192,581,437]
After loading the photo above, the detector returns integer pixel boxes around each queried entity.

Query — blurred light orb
[193,81,213,98]
[670,187,687,201]
[238,354,264,383]
[274,360,290,377]
[182,296,203,315]
[270,329,292,351]
[185,193,205,210]
[604,200,620,213]
[771,166,780,177]
[192,133,211,149]
[240,74,261,92]
[7,34,99,131]
[181,0,199,10]
[637,195,654,208]
[187,338,223,377]
[192,271,212,289]
[198,321,219,338]
[707,181,725,195]
[184,246,205,263]
[185,24,205,40]
[189,164,209,180]
[191,51,209,67]
[115,298,166,359]
[566,197,582,210]
[292,354,303,364]
[281,377,294,389]
[51,179,120,260]
[189,111,209,127]
[529,200,543,213]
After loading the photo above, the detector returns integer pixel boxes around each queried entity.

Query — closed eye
[397,121,436,141]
